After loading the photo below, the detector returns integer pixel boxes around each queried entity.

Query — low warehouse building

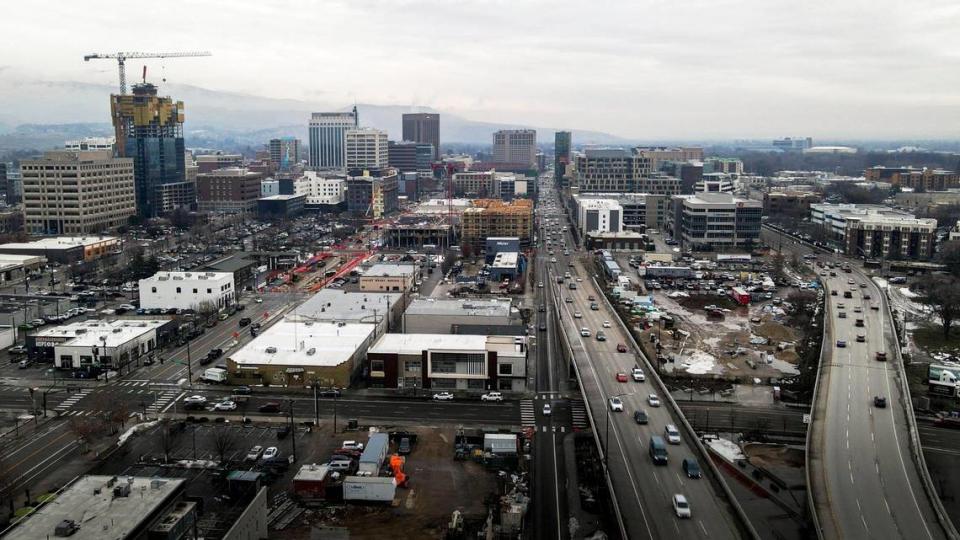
[359,263,418,293]
[29,319,172,370]
[139,271,235,311]
[227,319,377,388]
[402,298,517,334]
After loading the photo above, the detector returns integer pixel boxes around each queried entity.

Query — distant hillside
[0,79,633,152]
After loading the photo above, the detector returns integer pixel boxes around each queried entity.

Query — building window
[467,379,485,390]
[207,288,212,294]
[176,287,181,293]
[371,359,385,372]
[431,378,456,389]
[151,287,157,293]
[498,363,513,376]
[405,360,421,372]
[193,288,198,294]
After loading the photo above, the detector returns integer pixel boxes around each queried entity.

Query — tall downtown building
[493,129,537,168]
[111,83,191,218]
[555,131,571,183]
[402,113,440,160]
[308,108,358,170]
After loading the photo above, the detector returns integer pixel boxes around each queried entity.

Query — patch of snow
[176,459,219,469]
[117,420,159,447]
[873,277,888,289]
[680,350,723,375]
[900,287,919,299]
[768,357,800,375]
[707,438,746,462]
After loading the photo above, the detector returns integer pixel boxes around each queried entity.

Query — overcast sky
[3,0,960,140]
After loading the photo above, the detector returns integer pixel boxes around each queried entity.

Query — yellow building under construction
[461,199,533,252]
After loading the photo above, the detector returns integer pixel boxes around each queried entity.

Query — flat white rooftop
[364,263,417,277]
[231,320,374,367]
[141,271,233,283]
[291,289,401,321]
[492,252,519,268]
[368,333,488,356]
[34,320,168,348]
[0,236,118,250]
[4,475,185,540]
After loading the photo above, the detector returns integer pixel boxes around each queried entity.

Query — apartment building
[196,167,263,213]
[810,203,938,260]
[703,157,744,175]
[763,190,822,215]
[297,171,346,208]
[635,146,704,170]
[864,166,960,191]
[461,199,534,251]
[492,130,537,168]
[346,128,389,170]
[575,193,667,232]
[21,150,136,235]
[388,141,434,173]
[450,170,527,199]
[669,192,762,250]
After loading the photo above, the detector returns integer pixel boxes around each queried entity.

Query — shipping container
[357,433,389,475]
[293,464,331,502]
[343,476,397,502]
[729,287,751,306]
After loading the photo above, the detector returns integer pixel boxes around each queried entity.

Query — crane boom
[83,51,212,94]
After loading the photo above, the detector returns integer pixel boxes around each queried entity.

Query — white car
[574,311,583,318]
[341,440,365,451]
[481,392,504,402]
[602,321,611,328]
[538,282,544,288]
[543,403,552,416]
[580,328,591,337]
[213,400,237,411]
[632,368,645,382]
[118,304,136,311]
[432,392,455,401]
[673,494,691,518]
[262,446,279,460]
[184,395,207,405]
[551,257,557,263]
[609,397,624,412]
[245,445,264,461]
[665,424,681,444]
[576,278,583,282]
[647,394,661,407]
[254,297,264,304]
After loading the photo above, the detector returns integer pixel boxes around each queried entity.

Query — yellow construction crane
[83,51,212,94]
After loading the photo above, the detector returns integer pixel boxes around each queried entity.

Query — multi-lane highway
[761,226,952,539]
[810,267,946,539]
[536,180,748,539]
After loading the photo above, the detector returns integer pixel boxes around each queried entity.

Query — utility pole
[186,340,193,387]
[313,384,319,426]
[288,399,297,462]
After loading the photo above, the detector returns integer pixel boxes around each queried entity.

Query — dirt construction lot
[287,426,497,539]
[644,292,803,381]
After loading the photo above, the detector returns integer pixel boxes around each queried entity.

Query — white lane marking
[552,432,562,540]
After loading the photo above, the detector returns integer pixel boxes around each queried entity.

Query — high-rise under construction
[111,83,192,217]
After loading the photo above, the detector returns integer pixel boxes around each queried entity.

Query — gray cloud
[1,0,958,139]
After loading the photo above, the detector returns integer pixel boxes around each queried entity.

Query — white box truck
[343,476,397,502]
[202,368,228,384]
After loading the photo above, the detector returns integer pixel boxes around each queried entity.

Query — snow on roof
[230,320,374,368]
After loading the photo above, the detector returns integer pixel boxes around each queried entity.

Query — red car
[616,372,628,383]
[617,343,628,353]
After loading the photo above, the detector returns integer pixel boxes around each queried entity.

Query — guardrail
[591,275,760,540]
[805,284,829,540]
[550,278,629,540]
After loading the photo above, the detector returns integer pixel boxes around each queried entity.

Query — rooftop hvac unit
[75,329,87,334]
[306,348,316,355]
[266,346,277,354]
[113,328,123,333]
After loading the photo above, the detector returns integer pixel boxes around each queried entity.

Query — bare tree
[158,420,179,463]
[211,426,239,464]
[195,300,219,325]
[67,416,99,453]
[917,274,960,340]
